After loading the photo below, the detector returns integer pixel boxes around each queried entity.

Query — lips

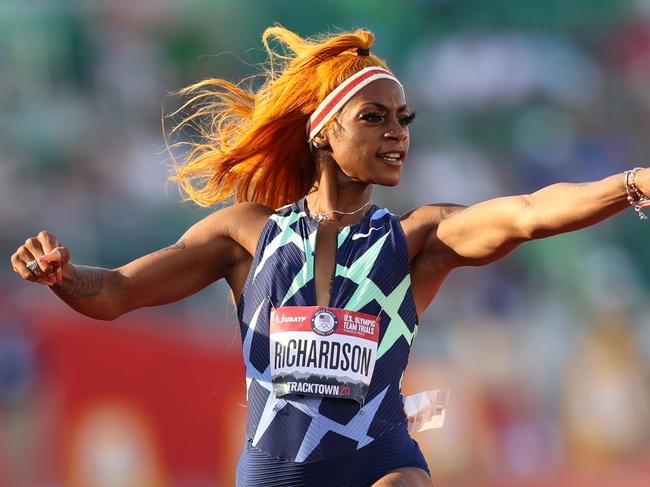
[377,149,405,164]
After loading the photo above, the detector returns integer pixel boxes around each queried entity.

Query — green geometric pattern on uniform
[337,227,351,248]
[279,224,358,305]
[281,228,317,305]
[338,231,418,359]
[254,211,307,279]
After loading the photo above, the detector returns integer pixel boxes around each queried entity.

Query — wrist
[623,166,650,220]
[634,167,650,197]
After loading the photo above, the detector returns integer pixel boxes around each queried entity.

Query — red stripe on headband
[309,67,394,134]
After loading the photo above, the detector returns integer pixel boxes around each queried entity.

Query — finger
[35,263,57,286]
[15,249,55,285]
[40,246,70,265]
[45,264,63,284]
[40,263,61,285]
[23,237,50,274]
[11,247,40,282]
[37,231,60,257]
[15,266,40,282]
[10,250,28,271]
[38,232,62,276]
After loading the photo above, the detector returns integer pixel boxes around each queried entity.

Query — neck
[305,157,373,225]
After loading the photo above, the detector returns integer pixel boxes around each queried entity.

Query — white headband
[307,66,403,141]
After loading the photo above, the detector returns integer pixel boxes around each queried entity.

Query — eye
[399,112,416,126]
[359,112,385,123]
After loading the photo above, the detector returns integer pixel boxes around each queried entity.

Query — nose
[383,121,408,142]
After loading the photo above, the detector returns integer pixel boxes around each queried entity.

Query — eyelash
[359,111,416,126]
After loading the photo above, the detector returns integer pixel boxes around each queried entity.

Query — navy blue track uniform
[236,199,429,486]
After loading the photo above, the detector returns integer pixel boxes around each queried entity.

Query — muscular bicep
[114,222,234,311]
[405,201,526,313]
[432,197,530,267]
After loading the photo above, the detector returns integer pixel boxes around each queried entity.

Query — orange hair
[167,25,389,209]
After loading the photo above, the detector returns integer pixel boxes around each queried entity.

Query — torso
[236,198,423,465]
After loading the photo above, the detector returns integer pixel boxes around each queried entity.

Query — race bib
[269,306,380,404]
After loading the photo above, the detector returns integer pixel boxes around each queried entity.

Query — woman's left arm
[432,168,649,267]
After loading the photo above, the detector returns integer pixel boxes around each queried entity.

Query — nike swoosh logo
[351,227,382,240]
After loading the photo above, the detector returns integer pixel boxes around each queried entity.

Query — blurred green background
[2,0,650,486]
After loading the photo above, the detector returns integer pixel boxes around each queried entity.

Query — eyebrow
[358,102,411,112]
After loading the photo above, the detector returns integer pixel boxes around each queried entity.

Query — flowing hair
[167,26,389,209]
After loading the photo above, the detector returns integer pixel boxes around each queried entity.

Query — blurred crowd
[2,0,650,485]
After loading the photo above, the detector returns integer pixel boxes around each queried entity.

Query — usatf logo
[311,309,337,336]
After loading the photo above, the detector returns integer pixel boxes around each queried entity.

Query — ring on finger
[26,260,41,275]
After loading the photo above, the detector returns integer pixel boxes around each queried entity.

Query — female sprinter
[10,26,650,487]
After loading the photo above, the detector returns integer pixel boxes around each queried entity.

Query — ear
[311,131,330,151]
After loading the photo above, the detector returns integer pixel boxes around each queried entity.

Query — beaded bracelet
[624,167,650,220]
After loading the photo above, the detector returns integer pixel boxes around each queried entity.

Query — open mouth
[377,151,405,164]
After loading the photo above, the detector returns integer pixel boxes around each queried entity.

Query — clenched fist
[10,231,72,286]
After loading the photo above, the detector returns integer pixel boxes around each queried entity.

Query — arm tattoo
[52,266,106,302]
[152,239,186,255]
[439,204,467,220]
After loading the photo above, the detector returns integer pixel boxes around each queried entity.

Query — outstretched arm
[422,168,649,268]
[11,203,270,320]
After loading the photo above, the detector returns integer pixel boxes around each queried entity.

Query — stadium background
[2,0,650,485]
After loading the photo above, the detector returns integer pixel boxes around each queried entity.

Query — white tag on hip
[404,389,450,433]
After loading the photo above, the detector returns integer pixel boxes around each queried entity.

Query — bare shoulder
[399,203,467,260]
[228,202,275,254]
[187,202,274,255]
[223,201,275,227]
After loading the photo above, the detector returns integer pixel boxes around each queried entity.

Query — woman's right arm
[10,203,271,321]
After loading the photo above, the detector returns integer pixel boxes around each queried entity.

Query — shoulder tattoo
[439,204,467,220]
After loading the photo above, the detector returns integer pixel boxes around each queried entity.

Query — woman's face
[315,78,414,186]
